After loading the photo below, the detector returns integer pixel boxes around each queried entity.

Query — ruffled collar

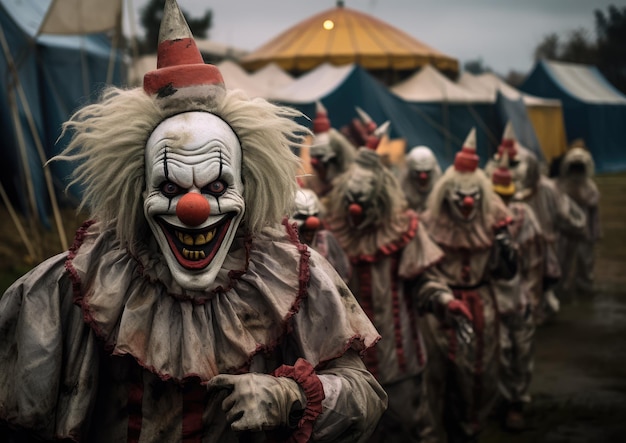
[66,220,374,382]
[421,198,512,250]
[328,210,418,262]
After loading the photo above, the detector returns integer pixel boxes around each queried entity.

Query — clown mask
[143,111,245,291]
[289,188,323,246]
[446,181,482,221]
[342,164,379,230]
[309,133,336,182]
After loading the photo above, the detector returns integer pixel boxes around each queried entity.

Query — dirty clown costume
[0,1,387,442]
[418,128,518,443]
[491,150,544,431]
[324,136,462,442]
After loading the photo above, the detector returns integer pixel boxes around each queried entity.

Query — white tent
[216,60,269,98]
[268,63,355,103]
[250,63,294,94]
[460,71,568,162]
[391,65,491,103]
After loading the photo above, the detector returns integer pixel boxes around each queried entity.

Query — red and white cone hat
[497,121,518,160]
[365,120,390,150]
[454,127,480,172]
[313,101,331,135]
[492,150,516,196]
[355,106,378,135]
[143,0,224,96]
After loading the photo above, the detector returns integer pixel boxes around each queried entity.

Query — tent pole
[0,182,37,260]
[0,25,68,250]
[106,7,123,85]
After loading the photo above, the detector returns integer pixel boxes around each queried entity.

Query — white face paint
[446,181,482,221]
[143,112,244,291]
[343,165,378,230]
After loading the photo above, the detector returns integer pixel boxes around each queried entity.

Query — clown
[401,145,443,213]
[513,145,587,323]
[419,128,518,442]
[340,106,378,148]
[307,101,356,198]
[555,145,600,296]
[325,139,465,442]
[288,187,351,282]
[0,1,387,441]
[491,151,545,431]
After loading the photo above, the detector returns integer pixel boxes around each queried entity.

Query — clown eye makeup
[160,181,184,197]
[203,179,227,197]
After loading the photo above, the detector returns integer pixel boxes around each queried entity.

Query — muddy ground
[0,173,625,443]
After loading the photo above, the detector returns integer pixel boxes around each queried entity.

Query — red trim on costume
[273,359,325,443]
[182,380,206,443]
[282,218,312,328]
[351,211,419,263]
[390,253,407,372]
[66,219,96,302]
[452,289,485,426]
[127,369,144,443]
[355,261,379,380]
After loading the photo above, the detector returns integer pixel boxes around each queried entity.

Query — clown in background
[289,186,351,283]
[0,1,387,441]
[555,144,601,297]
[306,101,356,199]
[512,143,587,323]
[325,132,464,442]
[401,145,443,213]
[419,128,518,443]
[491,150,545,431]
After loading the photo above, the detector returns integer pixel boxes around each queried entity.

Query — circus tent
[238,1,458,81]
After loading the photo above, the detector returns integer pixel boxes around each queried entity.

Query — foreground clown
[0,1,387,441]
[419,129,518,442]
[324,141,468,442]
[401,145,443,213]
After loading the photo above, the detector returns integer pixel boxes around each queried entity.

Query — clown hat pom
[313,101,331,134]
[498,121,518,159]
[492,150,516,196]
[454,127,479,172]
[143,0,224,96]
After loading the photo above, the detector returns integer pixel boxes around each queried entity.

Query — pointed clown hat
[497,121,518,160]
[143,0,224,96]
[454,127,480,172]
[365,120,390,150]
[492,150,516,196]
[355,106,378,134]
[313,101,331,134]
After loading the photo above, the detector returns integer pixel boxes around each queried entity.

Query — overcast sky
[128,0,624,75]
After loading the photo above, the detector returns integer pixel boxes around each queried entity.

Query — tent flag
[520,60,626,173]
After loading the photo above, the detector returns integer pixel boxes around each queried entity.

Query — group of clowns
[0,1,600,442]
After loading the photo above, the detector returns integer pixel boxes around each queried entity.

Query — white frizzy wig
[427,165,496,221]
[56,86,306,250]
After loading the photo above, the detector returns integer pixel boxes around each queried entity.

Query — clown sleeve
[0,252,99,441]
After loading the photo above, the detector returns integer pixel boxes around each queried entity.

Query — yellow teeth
[182,249,206,260]
[176,229,216,246]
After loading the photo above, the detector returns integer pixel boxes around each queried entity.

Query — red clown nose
[349,203,363,217]
[419,171,429,181]
[176,193,211,226]
[304,216,321,230]
[462,195,475,209]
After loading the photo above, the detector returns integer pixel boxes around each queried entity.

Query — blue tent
[274,64,502,169]
[0,0,125,227]
[520,60,626,173]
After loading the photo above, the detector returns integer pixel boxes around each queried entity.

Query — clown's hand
[206,373,306,432]
[446,299,474,346]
